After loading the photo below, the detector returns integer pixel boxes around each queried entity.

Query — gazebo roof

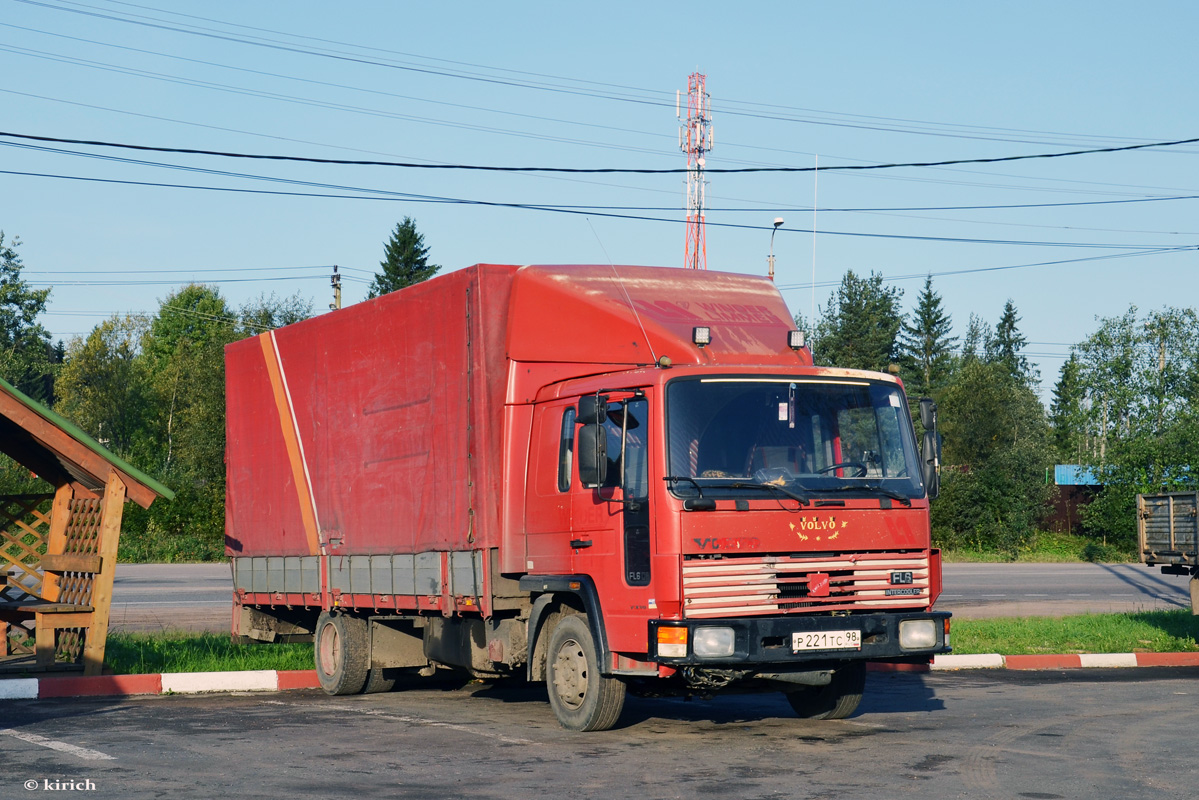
[0,376,172,509]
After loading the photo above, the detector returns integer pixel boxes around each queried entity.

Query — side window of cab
[557,407,576,492]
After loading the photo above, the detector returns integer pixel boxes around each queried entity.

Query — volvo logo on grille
[890,571,914,585]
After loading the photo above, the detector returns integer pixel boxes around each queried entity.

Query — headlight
[899,619,937,649]
[692,627,736,657]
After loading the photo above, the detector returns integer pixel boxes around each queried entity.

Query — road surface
[2,667,1197,798]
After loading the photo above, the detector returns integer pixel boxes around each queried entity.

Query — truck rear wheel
[315,611,369,695]
[545,614,626,732]
[784,661,866,720]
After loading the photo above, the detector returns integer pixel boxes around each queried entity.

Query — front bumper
[648,611,951,666]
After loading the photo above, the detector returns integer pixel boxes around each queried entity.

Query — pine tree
[1049,353,1086,463]
[811,270,904,371]
[368,217,440,299]
[898,274,957,396]
[989,299,1035,383]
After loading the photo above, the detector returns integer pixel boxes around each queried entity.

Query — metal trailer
[1137,492,1199,613]
[226,263,951,731]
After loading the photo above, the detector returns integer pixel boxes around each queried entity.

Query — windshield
[666,377,924,500]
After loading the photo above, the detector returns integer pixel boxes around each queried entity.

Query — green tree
[117,285,239,561]
[959,313,990,365]
[898,274,957,397]
[0,232,56,402]
[988,299,1035,384]
[1069,306,1199,548]
[238,291,314,336]
[811,270,904,371]
[1048,353,1086,463]
[55,315,153,460]
[368,217,440,298]
[931,359,1053,556]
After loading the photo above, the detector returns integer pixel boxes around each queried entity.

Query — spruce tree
[368,217,440,299]
[898,274,957,396]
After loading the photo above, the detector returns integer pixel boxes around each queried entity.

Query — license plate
[792,630,861,652]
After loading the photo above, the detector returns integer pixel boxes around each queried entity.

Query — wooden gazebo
[0,377,171,675]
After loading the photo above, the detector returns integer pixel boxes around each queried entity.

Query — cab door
[570,392,654,654]
[524,400,576,575]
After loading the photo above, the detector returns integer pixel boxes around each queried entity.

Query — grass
[952,611,1199,655]
[940,530,1136,564]
[104,632,313,675]
[94,611,1199,675]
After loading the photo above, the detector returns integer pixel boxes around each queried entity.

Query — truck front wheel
[545,614,626,732]
[784,661,866,720]
[315,611,369,695]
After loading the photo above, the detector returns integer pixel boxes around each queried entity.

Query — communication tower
[678,72,712,269]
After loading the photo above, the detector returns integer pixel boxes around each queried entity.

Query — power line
[3,129,1198,174]
[18,0,1185,149]
[4,164,1188,251]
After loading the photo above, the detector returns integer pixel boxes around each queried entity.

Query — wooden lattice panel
[1,494,53,657]
[48,497,104,662]
[1,494,53,599]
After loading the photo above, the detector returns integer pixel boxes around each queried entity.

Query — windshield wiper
[664,475,811,506]
[726,481,811,506]
[816,484,912,506]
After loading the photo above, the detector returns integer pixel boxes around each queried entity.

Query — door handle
[570,539,593,549]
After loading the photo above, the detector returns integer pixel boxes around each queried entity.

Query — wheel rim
[551,637,588,710]
[318,621,340,677]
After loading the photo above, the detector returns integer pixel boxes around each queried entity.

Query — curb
[931,652,1199,671]
[4,654,1199,700]
[0,670,320,700]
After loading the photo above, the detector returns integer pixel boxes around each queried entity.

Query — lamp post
[767,217,784,281]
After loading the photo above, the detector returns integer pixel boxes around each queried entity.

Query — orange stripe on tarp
[259,332,322,556]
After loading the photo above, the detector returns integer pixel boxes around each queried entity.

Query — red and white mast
[678,72,712,269]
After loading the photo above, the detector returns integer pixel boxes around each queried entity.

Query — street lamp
[767,217,784,281]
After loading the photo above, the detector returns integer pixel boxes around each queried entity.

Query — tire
[314,611,369,696]
[362,668,396,694]
[784,661,866,720]
[545,614,626,732]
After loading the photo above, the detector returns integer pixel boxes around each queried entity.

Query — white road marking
[262,700,534,745]
[0,728,116,761]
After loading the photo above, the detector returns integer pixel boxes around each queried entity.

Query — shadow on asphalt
[466,671,947,730]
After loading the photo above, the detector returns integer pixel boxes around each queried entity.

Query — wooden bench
[0,477,124,675]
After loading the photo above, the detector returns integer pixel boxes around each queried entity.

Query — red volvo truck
[226,263,950,731]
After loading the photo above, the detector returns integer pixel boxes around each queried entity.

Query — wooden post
[81,471,126,676]
[39,483,75,602]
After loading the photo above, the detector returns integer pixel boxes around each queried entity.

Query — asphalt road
[107,561,1194,633]
[2,668,1197,799]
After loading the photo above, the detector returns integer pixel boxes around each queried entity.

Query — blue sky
[3,1,1198,399]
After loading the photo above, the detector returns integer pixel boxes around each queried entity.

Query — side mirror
[578,423,608,488]
[918,398,940,500]
[577,394,608,425]
[919,397,937,431]
[921,430,941,500]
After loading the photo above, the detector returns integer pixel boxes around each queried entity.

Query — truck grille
[681,552,931,618]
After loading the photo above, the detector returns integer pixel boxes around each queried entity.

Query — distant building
[1045,465,1101,534]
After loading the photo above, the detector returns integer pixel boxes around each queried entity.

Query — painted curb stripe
[1004,654,1083,670]
[277,670,321,690]
[0,678,38,700]
[931,654,1005,670]
[1079,653,1138,668]
[160,670,279,694]
[39,674,162,698]
[1135,652,1199,667]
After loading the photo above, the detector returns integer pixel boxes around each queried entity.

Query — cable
[4,164,1188,251]
[4,129,1196,173]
